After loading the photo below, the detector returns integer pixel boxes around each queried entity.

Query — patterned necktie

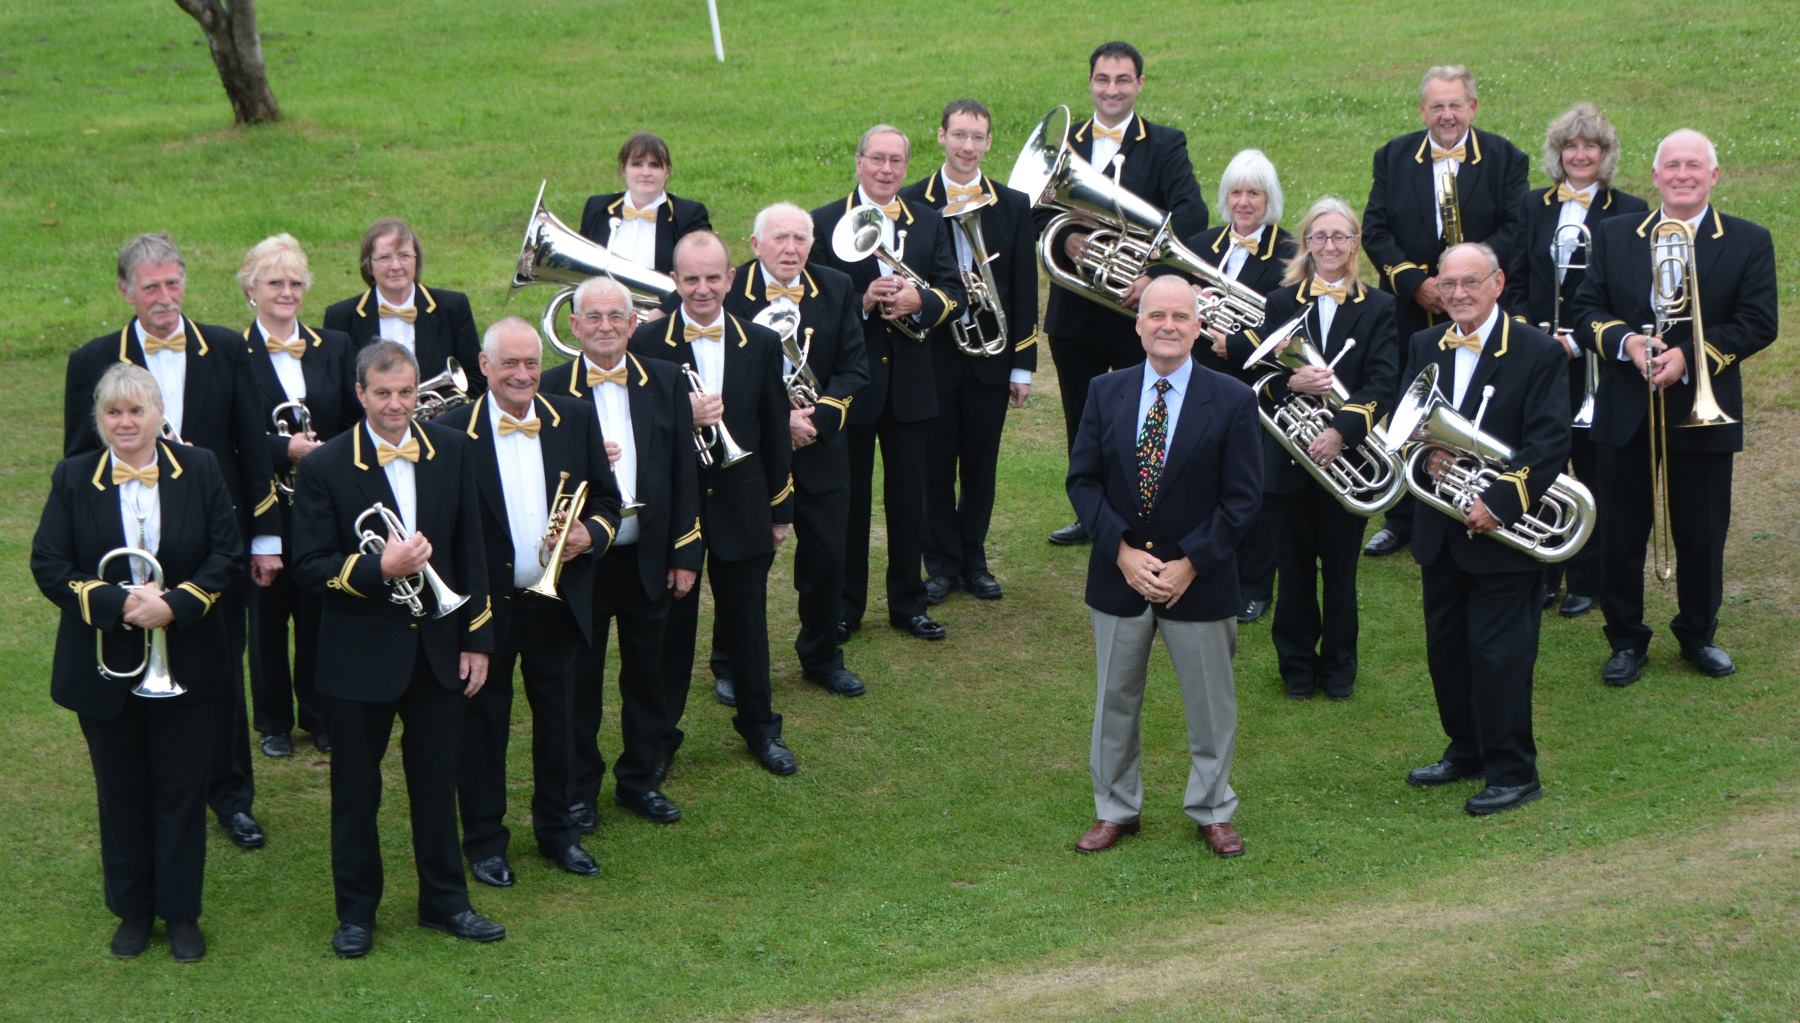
[266,337,306,357]
[1310,278,1350,302]
[111,460,159,486]
[766,282,804,302]
[946,182,985,203]
[1431,143,1466,163]
[1136,378,1172,514]
[1439,329,1482,353]
[620,205,657,222]
[1092,123,1124,143]
[378,303,417,324]
[142,333,185,354]
[1554,182,1593,208]
[684,323,724,342]
[498,415,540,437]
[376,437,420,465]
[587,363,629,387]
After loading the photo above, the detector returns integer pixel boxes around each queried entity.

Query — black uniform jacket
[577,191,712,274]
[245,320,360,531]
[1364,128,1530,307]
[33,443,244,720]
[322,283,485,397]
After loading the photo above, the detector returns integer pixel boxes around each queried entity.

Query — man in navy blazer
[1065,276,1262,858]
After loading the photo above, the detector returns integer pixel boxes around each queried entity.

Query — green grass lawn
[1,1,1795,1020]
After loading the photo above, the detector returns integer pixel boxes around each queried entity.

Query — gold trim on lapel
[304,323,323,347]
[741,262,760,300]
[802,268,820,298]
[1492,316,1511,358]
[532,393,562,428]
[1073,118,1092,143]
[1468,131,1483,165]
[626,352,650,386]
[1412,136,1430,164]
[464,393,488,438]
[90,455,110,491]
[416,284,439,315]
[606,196,624,216]
[352,426,369,471]
[1708,207,1724,240]
[412,422,437,461]
[1633,209,1659,238]
[161,442,185,478]
[662,314,680,347]
[354,290,372,318]
[730,316,749,348]
[923,172,939,203]
[1132,113,1147,142]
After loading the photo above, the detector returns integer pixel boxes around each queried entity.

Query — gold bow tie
[1555,183,1593,209]
[875,199,902,221]
[684,323,724,342]
[376,437,421,465]
[766,282,804,302]
[266,337,307,357]
[946,183,985,203]
[1092,123,1125,143]
[587,363,629,387]
[141,333,185,354]
[111,460,159,486]
[620,204,657,222]
[1431,143,1466,163]
[498,415,541,438]
[1310,279,1349,302]
[378,303,417,324]
[1439,329,1482,353]
[1230,231,1260,252]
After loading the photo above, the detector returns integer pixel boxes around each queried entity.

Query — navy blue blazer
[1067,360,1263,621]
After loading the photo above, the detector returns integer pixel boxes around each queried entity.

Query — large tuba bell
[1007,106,1265,334]
[1384,365,1595,563]
[753,306,820,410]
[940,192,1010,357]
[354,503,470,619]
[1241,307,1405,516]
[412,357,471,422]
[831,204,935,341]
[511,180,678,359]
[95,547,184,699]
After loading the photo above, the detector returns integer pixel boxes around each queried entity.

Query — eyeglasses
[1435,270,1498,296]
[859,153,907,168]
[371,252,417,266]
[1306,232,1357,247]
[945,130,989,145]
[579,311,632,325]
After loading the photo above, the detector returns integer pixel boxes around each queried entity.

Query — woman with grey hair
[1501,102,1647,618]
[30,363,246,962]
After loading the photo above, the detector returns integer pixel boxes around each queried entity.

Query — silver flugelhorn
[1007,105,1265,334]
[941,193,1010,357]
[679,364,752,469]
[412,358,471,422]
[753,306,820,409]
[271,400,314,503]
[1384,364,1595,563]
[1241,308,1405,516]
[353,503,470,619]
[1540,222,1598,428]
[512,180,678,358]
[831,204,935,342]
[95,547,183,699]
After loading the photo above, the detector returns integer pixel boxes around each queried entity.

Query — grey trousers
[1090,608,1239,826]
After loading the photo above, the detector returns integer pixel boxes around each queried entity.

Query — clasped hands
[1117,541,1196,607]
[863,277,922,319]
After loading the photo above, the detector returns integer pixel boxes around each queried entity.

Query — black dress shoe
[615,788,683,824]
[964,570,1004,600]
[332,922,374,958]
[713,677,737,707]
[469,854,515,888]
[1405,759,1484,788]
[924,574,958,605]
[804,667,866,697]
[1363,527,1406,556]
[221,811,265,850]
[569,802,598,834]
[892,614,946,640]
[1558,593,1595,617]
[419,909,505,943]
[1602,648,1648,687]
[165,920,205,962]
[1680,644,1736,677]
[259,733,292,758]
[310,732,333,754]
[111,916,152,958]
[750,738,798,776]
[1048,520,1090,545]
[1237,598,1269,624]
[1464,781,1544,815]
[542,844,599,876]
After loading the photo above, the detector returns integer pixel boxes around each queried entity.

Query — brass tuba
[524,472,589,599]
[1241,307,1405,516]
[270,400,314,503]
[831,204,935,341]
[354,503,470,619]
[1384,364,1595,563]
[95,547,184,699]
[1007,106,1265,334]
[511,180,678,358]
[941,193,1010,356]
[412,358,471,422]
[753,305,820,409]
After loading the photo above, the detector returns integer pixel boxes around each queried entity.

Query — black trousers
[1420,558,1541,788]
[845,416,928,624]
[1268,487,1366,696]
[248,566,324,737]
[1542,429,1602,599]
[1237,511,1277,604]
[923,360,1010,581]
[326,653,470,927]
[713,484,849,682]
[206,579,255,819]
[1595,424,1733,654]
[573,543,672,802]
[79,694,213,924]
[457,591,581,861]
[665,549,780,752]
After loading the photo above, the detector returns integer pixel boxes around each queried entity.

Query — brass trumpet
[271,400,314,503]
[941,193,1010,357]
[524,472,589,599]
[413,358,471,422]
[353,503,470,619]
[679,364,752,469]
[95,547,184,699]
[831,204,935,342]
[753,306,820,409]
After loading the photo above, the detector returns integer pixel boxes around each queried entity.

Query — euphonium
[753,305,820,409]
[679,364,752,469]
[511,180,679,358]
[1540,222,1599,429]
[831,204,935,341]
[524,472,589,599]
[1241,307,1405,516]
[1007,105,1265,334]
[1384,364,1595,563]
[353,503,470,619]
[270,400,314,503]
[412,358,471,422]
[95,547,184,699]
[940,192,1010,357]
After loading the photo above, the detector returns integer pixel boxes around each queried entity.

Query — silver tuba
[679,364,752,469]
[940,193,1010,357]
[511,180,678,358]
[753,306,820,409]
[1241,308,1405,516]
[1384,364,1596,563]
[831,204,935,342]
[95,547,184,699]
[354,503,470,619]
[412,358,471,422]
[270,400,314,503]
[1007,105,1265,334]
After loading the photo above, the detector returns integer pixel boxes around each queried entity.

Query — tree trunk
[172,0,282,125]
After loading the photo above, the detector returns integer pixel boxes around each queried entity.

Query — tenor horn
[753,306,820,409]
[511,180,678,358]
[412,358,470,422]
[941,192,1010,357]
[271,400,314,503]
[354,503,470,619]
[831,204,937,342]
[95,547,184,699]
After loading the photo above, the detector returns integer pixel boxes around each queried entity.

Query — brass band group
[29,41,1778,962]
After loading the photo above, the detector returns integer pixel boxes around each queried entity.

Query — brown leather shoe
[1074,819,1139,853]
[1198,822,1245,857]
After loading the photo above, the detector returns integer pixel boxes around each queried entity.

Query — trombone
[941,193,1010,357]
[524,472,589,599]
[1438,163,1463,248]
[412,358,471,422]
[353,503,470,619]
[831,204,936,341]
[1541,222,1600,429]
[270,400,314,503]
[679,364,752,469]
[95,547,184,699]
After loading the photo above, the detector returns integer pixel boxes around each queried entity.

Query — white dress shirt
[686,312,726,394]
[377,288,416,352]
[1089,112,1131,172]
[588,358,640,547]
[1220,224,1264,280]
[1314,277,1344,344]
[488,399,548,589]
[612,193,664,268]
[135,322,187,438]
[368,422,418,535]
[1432,131,1471,240]
[113,453,162,585]
[263,324,307,402]
[1450,305,1501,409]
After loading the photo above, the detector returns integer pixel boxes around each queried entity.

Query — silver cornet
[412,358,471,422]
[753,306,820,409]
[679,364,752,469]
[941,193,1010,357]
[271,400,314,503]
[353,503,470,619]
[831,204,936,342]
[95,547,184,699]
